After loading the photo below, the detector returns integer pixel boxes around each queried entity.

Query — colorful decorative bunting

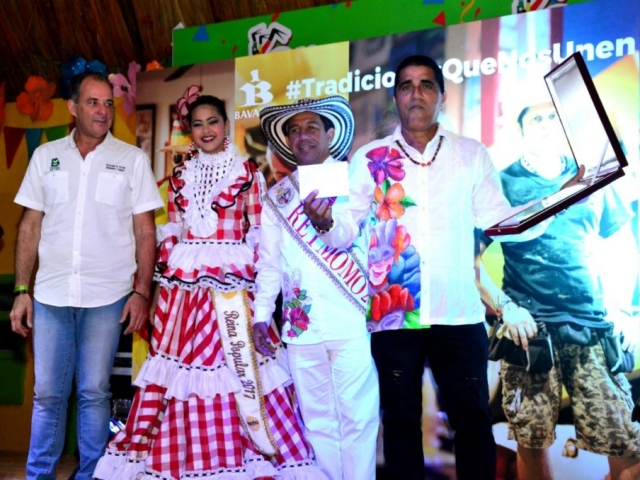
[24,129,43,160]
[3,126,24,169]
[193,25,210,42]
[3,122,72,169]
[44,125,70,143]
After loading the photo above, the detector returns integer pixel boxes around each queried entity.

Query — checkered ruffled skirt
[94,285,323,480]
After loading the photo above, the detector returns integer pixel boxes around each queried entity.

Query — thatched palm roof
[0,0,343,101]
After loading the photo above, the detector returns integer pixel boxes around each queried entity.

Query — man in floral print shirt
[253,96,380,480]
[303,55,550,480]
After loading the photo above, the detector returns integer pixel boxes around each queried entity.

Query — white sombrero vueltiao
[260,96,355,167]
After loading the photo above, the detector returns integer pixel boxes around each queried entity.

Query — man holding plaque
[254,96,380,480]
[302,55,544,480]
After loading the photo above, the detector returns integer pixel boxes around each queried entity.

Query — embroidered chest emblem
[282,271,313,339]
[274,183,294,207]
[284,287,313,338]
[50,158,60,171]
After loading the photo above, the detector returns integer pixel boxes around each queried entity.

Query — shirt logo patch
[50,158,60,171]
[106,164,126,172]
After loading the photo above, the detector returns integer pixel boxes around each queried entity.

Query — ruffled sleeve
[243,160,266,259]
[168,163,187,226]
[155,165,186,273]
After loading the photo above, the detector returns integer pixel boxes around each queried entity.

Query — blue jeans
[27,297,126,480]
[371,324,496,480]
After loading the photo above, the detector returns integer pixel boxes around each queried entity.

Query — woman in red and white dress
[94,89,323,480]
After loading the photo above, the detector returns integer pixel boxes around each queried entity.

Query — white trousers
[288,335,380,480]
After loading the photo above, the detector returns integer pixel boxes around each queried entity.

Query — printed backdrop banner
[148,0,639,366]
[234,42,351,185]
[152,0,639,463]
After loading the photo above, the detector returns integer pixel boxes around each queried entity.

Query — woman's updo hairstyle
[185,95,228,129]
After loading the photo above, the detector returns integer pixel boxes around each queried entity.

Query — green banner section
[173,0,592,66]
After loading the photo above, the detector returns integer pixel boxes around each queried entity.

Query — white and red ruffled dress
[95,144,321,480]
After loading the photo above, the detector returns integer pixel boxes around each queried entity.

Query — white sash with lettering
[264,175,368,314]
[213,289,279,456]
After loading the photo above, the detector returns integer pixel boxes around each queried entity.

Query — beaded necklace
[395,136,443,167]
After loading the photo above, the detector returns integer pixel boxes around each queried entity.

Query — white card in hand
[298,162,349,200]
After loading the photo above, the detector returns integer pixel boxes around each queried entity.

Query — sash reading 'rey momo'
[212,289,279,456]
[264,175,368,314]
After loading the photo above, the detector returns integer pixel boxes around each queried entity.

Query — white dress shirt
[15,130,163,307]
[254,156,369,344]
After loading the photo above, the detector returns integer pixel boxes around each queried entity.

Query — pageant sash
[264,174,368,314]
[213,289,279,456]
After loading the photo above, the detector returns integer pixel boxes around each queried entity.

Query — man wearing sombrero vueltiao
[253,96,380,480]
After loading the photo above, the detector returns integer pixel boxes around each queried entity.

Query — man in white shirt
[302,55,548,480]
[10,72,163,480]
[254,96,379,480]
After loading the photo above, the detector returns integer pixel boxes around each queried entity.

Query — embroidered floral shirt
[323,125,523,331]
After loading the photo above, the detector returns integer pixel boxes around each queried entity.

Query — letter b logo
[239,70,274,107]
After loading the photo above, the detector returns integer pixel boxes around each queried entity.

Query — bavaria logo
[238,70,274,107]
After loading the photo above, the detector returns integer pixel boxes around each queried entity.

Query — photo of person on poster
[475,72,640,479]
